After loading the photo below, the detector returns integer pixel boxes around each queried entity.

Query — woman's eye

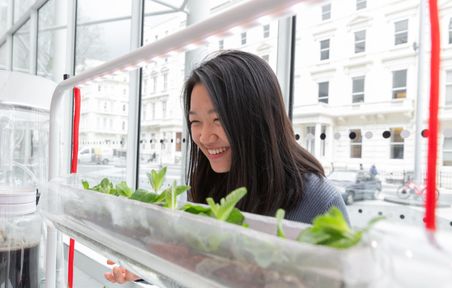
[189,120,200,126]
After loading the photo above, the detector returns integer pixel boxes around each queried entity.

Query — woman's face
[189,84,232,173]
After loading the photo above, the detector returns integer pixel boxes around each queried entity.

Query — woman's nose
[199,125,217,144]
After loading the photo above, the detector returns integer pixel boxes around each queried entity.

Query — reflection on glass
[392,69,407,99]
[12,20,30,73]
[77,74,129,181]
[77,0,131,22]
[0,0,7,36]
[38,0,67,81]
[75,19,131,73]
[0,44,6,69]
[13,0,33,22]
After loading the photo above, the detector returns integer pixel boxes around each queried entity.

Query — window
[350,129,362,158]
[449,18,452,44]
[444,137,452,166]
[356,0,366,10]
[390,128,404,159]
[446,71,452,106]
[219,39,224,50]
[263,24,270,38]
[162,101,167,119]
[162,71,168,91]
[322,4,331,21]
[306,126,315,155]
[352,76,365,103]
[122,104,126,112]
[152,75,157,93]
[392,69,407,99]
[241,32,247,45]
[122,121,126,131]
[394,19,408,45]
[318,81,329,103]
[320,39,330,60]
[152,103,156,120]
[354,30,366,53]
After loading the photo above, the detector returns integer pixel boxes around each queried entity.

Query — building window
[394,19,408,45]
[122,104,126,112]
[446,70,452,106]
[318,81,329,104]
[152,103,156,120]
[444,137,452,166]
[263,24,270,38]
[354,30,366,53]
[392,69,407,99]
[219,39,224,50]
[390,128,404,159]
[152,75,157,94]
[98,85,101,92]
[320,39,330,60]
[306,126,315,155]
[162,71,168,91]
[122,121,126,131]
[322,4,331,21]
[449,18,452,44]
[356,0,366,10]
[350,129,362,158]
[262,54,269,62]
[162,101,167,118]
[241,32,247,45]
[352,76,365,103]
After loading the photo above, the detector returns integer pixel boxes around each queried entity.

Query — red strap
[425,0,440,231]
[68,87,81,288]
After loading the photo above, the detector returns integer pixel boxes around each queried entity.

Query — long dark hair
[183,50,324,216]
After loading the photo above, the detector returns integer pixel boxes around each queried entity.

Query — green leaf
[129,189,159,203]
[147,167,167,193]
[181,203,212,215]
[225,208,245,225]
[115,181,133,198]
[92,178,113,194]
[207,187,247,221]
[296,206,383,249]
[275,209,286,238]
[82,180,90,190]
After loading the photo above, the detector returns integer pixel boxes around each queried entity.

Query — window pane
[391,144,404,159]
[13,0,33,22]
[393,70,407,88]
[322,4,331,21]
[77,0,132,22]
[353,77,364,93]
[77,72,131,180]
[446,85,452,105]
[356,0,366,10]
[0,44,6,69]
[319,81,329,102]
[12,20,30,73]
[0,0,7,36]
[37,0,68,81]
[395,19,408,32]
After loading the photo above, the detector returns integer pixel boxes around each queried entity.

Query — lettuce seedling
[275,209,286,238]
[181,187,247,225]
[296,207,384,249]
[82,178,132,197]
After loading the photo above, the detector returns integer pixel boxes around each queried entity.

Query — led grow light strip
[50,0,303,94]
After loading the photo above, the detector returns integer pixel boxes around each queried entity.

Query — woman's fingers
[112,266,127,284]
[106,259,116,265]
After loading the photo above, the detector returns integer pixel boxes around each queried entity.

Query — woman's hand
[104,260,140,284]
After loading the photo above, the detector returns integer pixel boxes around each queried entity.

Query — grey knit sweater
[285,172,351,225]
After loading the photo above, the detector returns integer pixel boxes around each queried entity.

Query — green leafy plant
[181,187,247,225]
[295,207,384,249]
[275,209,286,238]
[82,167,189,209]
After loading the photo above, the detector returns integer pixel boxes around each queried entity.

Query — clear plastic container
[0,186,41,288]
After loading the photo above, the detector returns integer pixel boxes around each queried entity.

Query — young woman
[105,50,349,284]
[185,50,348,223]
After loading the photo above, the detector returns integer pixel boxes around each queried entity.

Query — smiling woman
[183,50,349,223]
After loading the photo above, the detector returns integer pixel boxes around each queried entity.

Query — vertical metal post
[181,0,209,187]
[414,0,427,184]
[127,0,144,189]
[6,0,13,70]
